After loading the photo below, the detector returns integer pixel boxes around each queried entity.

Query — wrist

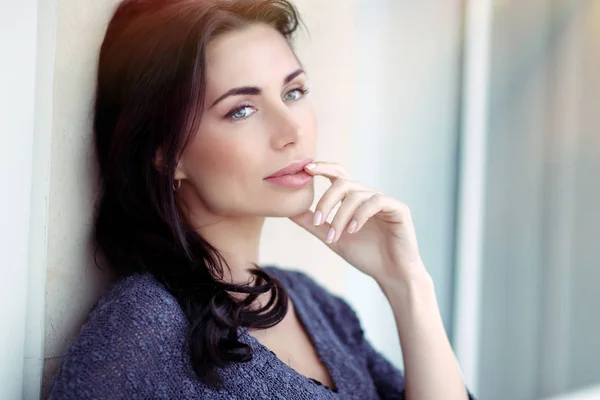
[374,262,433,291]
[377,270,438,311]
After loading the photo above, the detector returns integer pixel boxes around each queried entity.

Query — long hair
[93,0,302,389]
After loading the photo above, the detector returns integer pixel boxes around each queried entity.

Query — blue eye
[227,105,256,121]
[283,87,309,102]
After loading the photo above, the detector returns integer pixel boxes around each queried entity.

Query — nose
[269,105,302,150]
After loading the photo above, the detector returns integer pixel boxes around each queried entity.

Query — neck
[176,187,267,285]
[191,213,265,284]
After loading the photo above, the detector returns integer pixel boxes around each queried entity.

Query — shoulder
[92,272,185,324]
[76,272,188,349]
[47,273,192,399]
[264,266,365,344]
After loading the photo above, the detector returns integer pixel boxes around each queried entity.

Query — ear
[154,149,187,180]
[174,163,186,181]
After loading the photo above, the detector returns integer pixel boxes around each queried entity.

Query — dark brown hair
[94,0,302,389]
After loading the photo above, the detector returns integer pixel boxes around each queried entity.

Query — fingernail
[313,211,323,226]
[347,220,357,234]
[305,163,317,170]
[326,228,335,244]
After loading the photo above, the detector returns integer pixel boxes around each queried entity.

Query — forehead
[205,24,301,92]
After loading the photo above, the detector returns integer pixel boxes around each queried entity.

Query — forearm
[377,270,468,400]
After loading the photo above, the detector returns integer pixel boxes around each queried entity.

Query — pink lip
[266,159,313,179]
[264,159,314,189]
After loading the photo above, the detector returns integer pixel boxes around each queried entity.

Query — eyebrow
[209,68,305,108]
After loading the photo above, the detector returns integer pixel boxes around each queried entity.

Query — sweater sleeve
[45,275,195,400]
[46,333,155,400]
[363,338,406,399]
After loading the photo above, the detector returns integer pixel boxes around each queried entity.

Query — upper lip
[266,159,313,179]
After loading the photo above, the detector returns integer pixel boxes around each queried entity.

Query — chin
[266,185,315,217]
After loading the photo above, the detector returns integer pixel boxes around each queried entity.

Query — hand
[289,162,429,285]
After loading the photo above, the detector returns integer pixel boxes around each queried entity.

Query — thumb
[288,210,331,243]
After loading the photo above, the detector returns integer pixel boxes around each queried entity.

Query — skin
[174,23,468,400]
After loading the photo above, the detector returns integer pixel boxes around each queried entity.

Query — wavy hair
[93,0,302,389]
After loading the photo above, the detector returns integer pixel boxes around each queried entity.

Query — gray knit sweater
[47,266,473,399]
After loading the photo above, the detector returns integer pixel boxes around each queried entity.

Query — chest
[249,303,336,389]
[172,294,383,399]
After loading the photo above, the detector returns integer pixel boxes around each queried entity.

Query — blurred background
[1,0,599,399]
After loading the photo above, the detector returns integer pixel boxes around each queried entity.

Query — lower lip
[264,171,314,188]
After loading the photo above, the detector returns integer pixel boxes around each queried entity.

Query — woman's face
[176,23,317,219]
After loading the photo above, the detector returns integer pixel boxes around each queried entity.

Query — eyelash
[225,86,310,121]
[290,86,310,98]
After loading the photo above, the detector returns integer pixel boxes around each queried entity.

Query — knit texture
[47,266,473,399]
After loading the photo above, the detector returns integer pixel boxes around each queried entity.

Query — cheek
[181,132,260,190]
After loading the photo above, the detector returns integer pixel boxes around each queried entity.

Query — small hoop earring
[173,179,182,191]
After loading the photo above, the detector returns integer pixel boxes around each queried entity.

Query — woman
[47,0,474,399]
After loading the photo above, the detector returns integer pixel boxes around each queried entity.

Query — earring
[173,179,182,191]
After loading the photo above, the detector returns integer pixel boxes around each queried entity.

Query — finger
[351,194,387,233]
[304,161,348,182]
[314,178,363,226]
[327,191,374,243]
[288,210,333,244]
[352,195,415,233]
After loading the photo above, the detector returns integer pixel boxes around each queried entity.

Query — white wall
[0,0,55,398]
[0,2,39,398]
[42,1,122,395]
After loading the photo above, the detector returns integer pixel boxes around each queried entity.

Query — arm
[377,270,469,400]
[289,162,472,399]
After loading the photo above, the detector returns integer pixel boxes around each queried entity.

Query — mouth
[265,159,313,179]
[264,159,314,189]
